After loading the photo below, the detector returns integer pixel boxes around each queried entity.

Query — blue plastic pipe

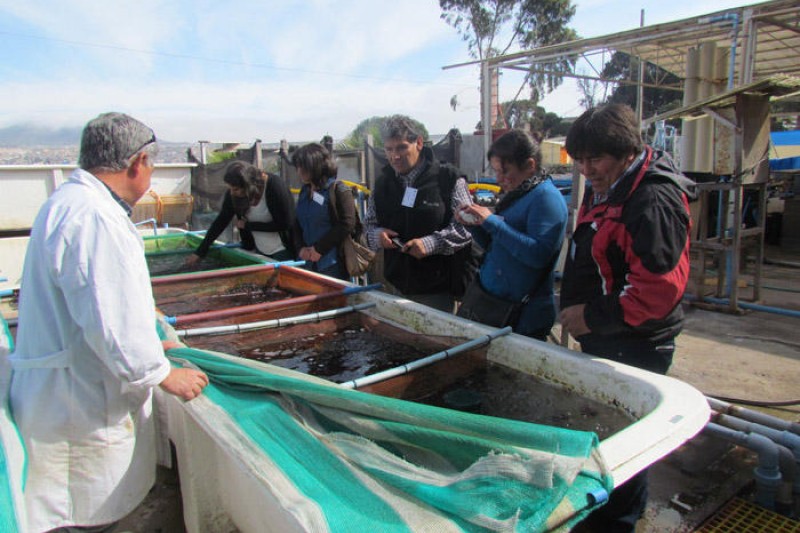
[685,294,800,319]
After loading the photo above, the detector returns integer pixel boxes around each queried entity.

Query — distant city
[0,144,198,165]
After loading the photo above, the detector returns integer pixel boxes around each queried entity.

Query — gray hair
[78,112,159,173]
[380,114,422,143]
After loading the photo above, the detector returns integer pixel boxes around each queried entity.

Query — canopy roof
[445,0,800,95]
[644,75,800,124]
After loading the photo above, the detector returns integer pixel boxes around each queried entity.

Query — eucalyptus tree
[440,0,579,103]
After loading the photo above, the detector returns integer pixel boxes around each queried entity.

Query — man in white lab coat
[9,112,209,533]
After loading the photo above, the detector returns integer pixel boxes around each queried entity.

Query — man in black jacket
[560,104,696,533]
[363,115,472,312]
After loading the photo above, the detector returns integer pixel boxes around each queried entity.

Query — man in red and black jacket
[560,104,696,532]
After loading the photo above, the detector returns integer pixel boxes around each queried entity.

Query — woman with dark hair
[559,103,696,532]
[187,161,295,264]
[455,129,567,339]
[291,143,356,280]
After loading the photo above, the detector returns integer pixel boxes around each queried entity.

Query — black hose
[706,394,800,407]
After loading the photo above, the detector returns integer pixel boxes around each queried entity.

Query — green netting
[143,232,203,253]
[165,344,613,532]
[0,316,21,533]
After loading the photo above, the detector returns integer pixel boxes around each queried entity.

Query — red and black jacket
[560,147,696,343]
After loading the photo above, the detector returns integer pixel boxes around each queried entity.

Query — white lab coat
[9,169,171,532]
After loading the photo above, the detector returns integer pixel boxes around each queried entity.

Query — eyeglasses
[127,132,157,159]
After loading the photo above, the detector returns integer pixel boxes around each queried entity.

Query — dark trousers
[575,334,676,532]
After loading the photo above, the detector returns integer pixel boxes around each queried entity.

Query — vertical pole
[364,134,375,191]
[636,9,645,125]
[198,141,209,165]
[561,161,584,348]
[739,10,756,85]
[254,139,262,168]
[481,61,492,175]
[279,139,289,183]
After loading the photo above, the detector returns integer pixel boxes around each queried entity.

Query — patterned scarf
[494,175,547,214]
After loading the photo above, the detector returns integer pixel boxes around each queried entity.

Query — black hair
[565,103,644,160]
[291,143,337,189]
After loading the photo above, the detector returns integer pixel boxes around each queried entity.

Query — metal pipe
[703,422,782,510]
[341,326,513,390]
[708,397,800,436]
[684,294,800,319]
[697,13,740,90]
[176,303,376,337]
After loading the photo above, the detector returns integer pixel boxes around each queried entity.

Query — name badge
[312,191,325,205]
[401,187,418,208]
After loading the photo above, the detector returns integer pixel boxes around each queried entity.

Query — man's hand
[379,229,401,249]
[559,304,590,338]
[403,238,428,259]
[160,367,209,401]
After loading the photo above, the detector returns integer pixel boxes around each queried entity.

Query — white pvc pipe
[340,326,513,389]
[176,302,376,337]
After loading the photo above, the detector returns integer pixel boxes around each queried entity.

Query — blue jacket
[469,178,568,337]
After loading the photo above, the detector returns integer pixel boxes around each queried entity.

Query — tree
[342,116,430,149]
[601,52,683,119]
[500,99,571,137]
[576,68,601,110]
[440,0,579,103]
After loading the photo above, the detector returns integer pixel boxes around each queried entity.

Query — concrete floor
[113,246,800,533]
[636,245,800,532]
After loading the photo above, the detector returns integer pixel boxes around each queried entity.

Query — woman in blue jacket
[291,143,356,280]
[456,130,567,340]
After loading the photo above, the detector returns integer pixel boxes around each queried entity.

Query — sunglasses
[127,132,157,159]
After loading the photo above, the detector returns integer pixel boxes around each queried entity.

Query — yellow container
[131,191,161,224]
[159,193,194,228]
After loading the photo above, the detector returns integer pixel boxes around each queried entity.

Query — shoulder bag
[328,182,375,277]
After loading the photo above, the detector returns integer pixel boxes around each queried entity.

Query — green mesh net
[164,340,613,532]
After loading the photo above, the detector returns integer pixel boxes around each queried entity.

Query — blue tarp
[771,131,800,146]
[770,156,800,171]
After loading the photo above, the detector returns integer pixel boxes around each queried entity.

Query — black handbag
[457,278,522,328]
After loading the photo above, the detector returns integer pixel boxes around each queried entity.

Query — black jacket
[373,147,469,295]
[560,147,696,344]
[195,172,295,257]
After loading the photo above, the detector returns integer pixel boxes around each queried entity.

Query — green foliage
[439,0,579,102]
[601,52,683,119]
[342,116,430,149]
[207,150,237,165]
[501,99,571,137]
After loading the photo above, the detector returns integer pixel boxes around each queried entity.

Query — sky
[0,0,760,144]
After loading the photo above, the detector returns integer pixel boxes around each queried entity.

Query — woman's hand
[299,246,322,262]
[456,204,491,226]
[235,216,247,230]
[184,253,201,266]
